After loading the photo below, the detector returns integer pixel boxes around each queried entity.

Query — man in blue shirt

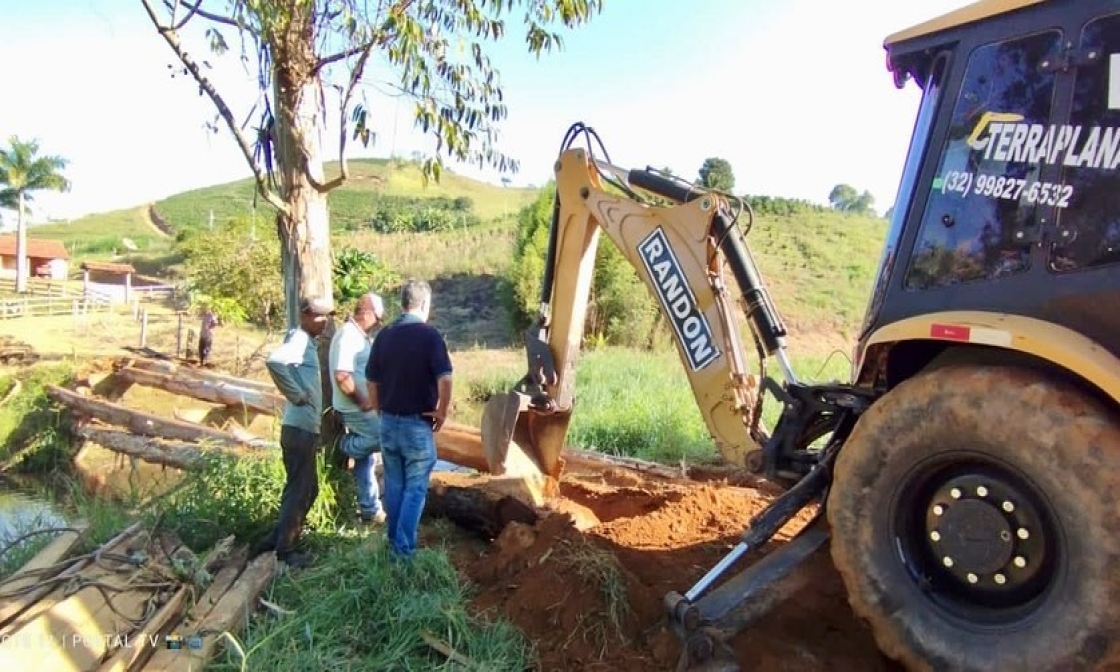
[262,295,334,569]
[365,278,453,559]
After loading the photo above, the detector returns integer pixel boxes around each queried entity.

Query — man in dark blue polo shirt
[365,278,453,559]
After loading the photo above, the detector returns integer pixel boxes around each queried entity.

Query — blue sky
[0,0,969,221]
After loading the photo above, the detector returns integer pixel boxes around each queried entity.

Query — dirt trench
[433,470,902,672]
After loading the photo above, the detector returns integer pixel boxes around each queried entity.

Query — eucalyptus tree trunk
[15,192,27,293]
[273,75,333,330]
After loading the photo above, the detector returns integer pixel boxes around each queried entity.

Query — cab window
[905,30,1062,290]
[1049,13,1120,272]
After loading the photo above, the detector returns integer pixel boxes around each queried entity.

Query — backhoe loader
[481,0,1120,669]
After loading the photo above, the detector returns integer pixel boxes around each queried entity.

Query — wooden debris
[144,550,276,672]
[0,525,86,596]
[120,357,276,394]
[98,536,236,672]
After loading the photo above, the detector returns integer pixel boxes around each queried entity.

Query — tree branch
[163,0,242,29]
[308,39,376,194]
[140,0,289,216]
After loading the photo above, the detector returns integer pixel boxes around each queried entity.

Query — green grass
[154,159,538,235]
[211,531,532,671]
[454,345,853,465]
[31,208,172,260]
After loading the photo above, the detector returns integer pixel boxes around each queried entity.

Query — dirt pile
[456,474,900,671]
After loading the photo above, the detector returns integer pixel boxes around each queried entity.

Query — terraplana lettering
[968,114,1120,170]
[637,227,720,371]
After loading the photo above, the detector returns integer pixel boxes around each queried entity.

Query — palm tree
[0,137,70,292]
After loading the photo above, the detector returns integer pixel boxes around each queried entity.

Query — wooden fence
[0,293,112,319]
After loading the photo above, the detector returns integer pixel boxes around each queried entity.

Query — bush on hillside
[333,246,400,316]
[356,194,480,234]
[504,185,661,348]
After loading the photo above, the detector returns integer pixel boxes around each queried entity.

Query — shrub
[504,185,661,348]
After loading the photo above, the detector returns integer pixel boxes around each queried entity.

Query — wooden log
[73,426,264,471]
[115,366,284,415]
[98,536,236,672]
[0,523,142,630]
[120,357,276,394]
[146,550,275,672]
[47,385,258,446]
[426,473,541,540]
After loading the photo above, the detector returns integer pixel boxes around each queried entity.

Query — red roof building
[0,235,71,280]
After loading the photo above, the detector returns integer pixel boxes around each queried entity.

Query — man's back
[367,317,452,417]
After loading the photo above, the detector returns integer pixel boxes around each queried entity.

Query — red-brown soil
[435,469,902,672]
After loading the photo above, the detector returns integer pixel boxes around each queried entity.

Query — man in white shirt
[329,291,387,524]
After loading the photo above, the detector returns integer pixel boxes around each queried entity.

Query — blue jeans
[379,413,437,559]
[337,410,382,517]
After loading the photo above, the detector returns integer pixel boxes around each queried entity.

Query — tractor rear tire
[828,364,1120,671]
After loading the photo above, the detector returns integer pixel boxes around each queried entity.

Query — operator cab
[862,0,1120,362]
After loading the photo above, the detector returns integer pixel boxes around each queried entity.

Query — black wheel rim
[891,451,1062,625]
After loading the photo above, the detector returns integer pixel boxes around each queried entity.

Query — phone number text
[939,171,1074,209]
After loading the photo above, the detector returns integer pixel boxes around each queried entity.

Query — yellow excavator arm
[483,128,802,496]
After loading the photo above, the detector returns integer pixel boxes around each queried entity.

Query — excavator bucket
[481,391,568,501]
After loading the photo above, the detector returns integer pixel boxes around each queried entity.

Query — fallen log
[47,385,263,446]
[74,426,266,471]
[115,366,284,415]
[120,357,276,394]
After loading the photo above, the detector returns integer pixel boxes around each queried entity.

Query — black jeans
[273,424,320,557]
[198,335,213,364]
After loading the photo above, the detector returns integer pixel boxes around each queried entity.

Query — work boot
[278,550,316,570]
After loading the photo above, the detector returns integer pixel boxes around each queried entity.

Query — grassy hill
[154,158,539,234]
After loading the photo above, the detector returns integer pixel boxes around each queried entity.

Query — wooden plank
[47,386,255,446]
[0,523,143,631]
[114,367,284,416]
[0,526,86,595]
[0,528,153,669]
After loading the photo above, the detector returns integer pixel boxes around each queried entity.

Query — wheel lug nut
[933,505,945,516]
[976,485,988,497]
[966,573,978,584]
[943,556,954,568]
[1013,556,1027,568]
[1017,528,1030,540]
[930,531,941,542]
[1002,500,1015,513]
[950,488,962,499]
[994,573,1007,585]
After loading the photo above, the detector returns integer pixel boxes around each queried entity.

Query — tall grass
[211,536,533,671]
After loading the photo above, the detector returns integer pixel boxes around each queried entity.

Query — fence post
[139,308,148,348]
[176,312,184,357]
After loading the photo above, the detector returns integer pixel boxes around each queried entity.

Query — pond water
[0,484,67,542]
